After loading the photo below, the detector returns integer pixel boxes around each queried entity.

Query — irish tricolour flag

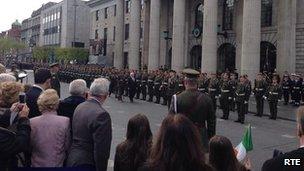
[236,125,253,162]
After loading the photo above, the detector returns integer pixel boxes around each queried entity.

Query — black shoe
[240,121,244,124]
[254,114,262,117]
[234,120,241,123]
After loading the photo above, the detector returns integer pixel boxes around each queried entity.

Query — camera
[19,92,26,104]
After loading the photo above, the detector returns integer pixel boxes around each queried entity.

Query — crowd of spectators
[0,63,303,171]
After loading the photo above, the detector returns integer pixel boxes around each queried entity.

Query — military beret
[182,68,200,78]
[50,62,59,68]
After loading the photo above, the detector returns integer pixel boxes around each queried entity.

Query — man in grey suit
[67,78,112,171]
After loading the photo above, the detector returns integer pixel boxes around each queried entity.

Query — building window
[105,8,108,19]
[126,0,131,14]
[125,24,129,40]
[96,10,99,21]
[114,5,117,16]
[140,27,143,39]
[195,3,204,29]
[95,29,99,39]
[113,26,116,41]
[261,0,273,27]
[222,0,234,30]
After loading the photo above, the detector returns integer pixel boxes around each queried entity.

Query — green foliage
[32,46,89,63]
[0,38,26,54]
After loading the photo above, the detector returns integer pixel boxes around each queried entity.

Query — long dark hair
[209,135,244,171]
[148,114,210,171]
[116,114,152,169]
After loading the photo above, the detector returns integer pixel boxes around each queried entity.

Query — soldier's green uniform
[235,78,251,124]
[141,72,148,100]
[208,76,220,111]
[266,82,282,120]
[167,72,177,109]
[253,76,268,117]
[147,73,155,102]
[169,69,216,152]
[198,75,209,94]
[229,77,238,111]
[219,78,232,119]
[154,74,162,104]
[161,75,169,106]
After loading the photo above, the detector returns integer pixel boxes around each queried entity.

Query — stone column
[201,0,218,73]
[142,0,150,68]
[129,0,141,70]
[171,0,186,72]
[148,0,161,70]
[277,0,297,74]
[241,0,261,80]
[114,0,124,69]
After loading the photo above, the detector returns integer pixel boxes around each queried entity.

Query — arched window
[223,0,234,30]
[261,0,273,27]
[195,3,204,29]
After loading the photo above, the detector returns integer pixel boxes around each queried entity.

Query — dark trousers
[255,96,264,116]
[237,101,246,122]
[283,90,289,104]
[129,90,135,102]
[148,85,154,101]
[135,85,141,99]
[220,97,230,118]
[141,84,147,100]
[154,85,161,103]
[211,97,217,112]
[294,91,301,105]
[269,100,278,119]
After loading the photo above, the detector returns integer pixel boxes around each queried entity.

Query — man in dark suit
[128,72,137,103]
[67,78,112,171]
[262,107,304,171]
[26,68,52,118]
[58,79,87,135]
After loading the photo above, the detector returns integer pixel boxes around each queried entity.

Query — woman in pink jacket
[30,89,70,167]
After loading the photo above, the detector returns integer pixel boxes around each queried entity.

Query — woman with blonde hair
[30,89,70,167]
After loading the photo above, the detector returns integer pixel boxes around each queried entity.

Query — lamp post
[73,0,78,47]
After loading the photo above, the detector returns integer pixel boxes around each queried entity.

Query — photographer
[0,82,31,170]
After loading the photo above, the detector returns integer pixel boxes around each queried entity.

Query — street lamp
[72,0,79,47]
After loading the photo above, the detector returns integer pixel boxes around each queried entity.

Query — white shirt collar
[33,84,44,91]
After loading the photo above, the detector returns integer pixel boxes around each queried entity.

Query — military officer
[219,72,232,120]
[50,63,61,97]
[147,71,155,102]
[266,76,282,120]
[208,73,220,112]
[141,70,148,100]
[229,73,238,111]
[235,75,251,124]
[154,72,162,104]
[198,73,209,94]
[160,72,169,106]
[253,73,268,117]
[167,70,177,109]
[169,68,216,152]
[292,74,302,106]
[135,71,142,99]
[281,75,291,105]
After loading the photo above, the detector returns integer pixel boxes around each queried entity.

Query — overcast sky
[0,0,63,31]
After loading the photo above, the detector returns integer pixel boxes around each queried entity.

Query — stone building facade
[88,0,304,79]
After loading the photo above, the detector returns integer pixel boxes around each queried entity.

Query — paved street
[24,71,299,171]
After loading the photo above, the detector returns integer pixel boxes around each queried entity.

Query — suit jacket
[67,98,112,171]
[58,95,86,127]
[26,86,43,118]
[262,147,304,171]
[128,77,137,95]
[30,111,70,167]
